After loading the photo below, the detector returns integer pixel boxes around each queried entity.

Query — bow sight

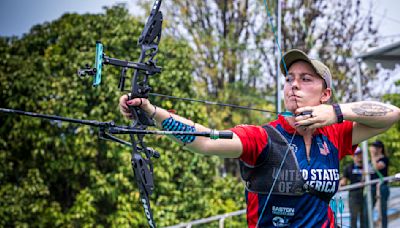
[78,0,162,91]
[77,41,162,89]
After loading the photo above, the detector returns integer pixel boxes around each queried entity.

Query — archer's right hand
[119,94,152,119]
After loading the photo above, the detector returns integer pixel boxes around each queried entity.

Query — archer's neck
[286,117,315,137]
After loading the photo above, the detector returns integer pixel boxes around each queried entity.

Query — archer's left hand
[119,94,153,119]
[294,104,338,129]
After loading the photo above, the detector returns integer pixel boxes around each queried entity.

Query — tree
[0,4,245,227]
[161,0,380,175]
[163,0,379,99]
[377,79,400,176]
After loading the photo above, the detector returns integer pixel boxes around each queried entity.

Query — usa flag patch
[318,141,330,155]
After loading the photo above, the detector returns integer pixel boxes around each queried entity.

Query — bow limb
[127,1,163,227]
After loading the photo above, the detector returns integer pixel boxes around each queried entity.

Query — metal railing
[166,210,246,228]
[338,174,399,192]
[166,174,400,228]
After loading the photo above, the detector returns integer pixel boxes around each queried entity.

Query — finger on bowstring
[295,114,313,122]
[296,111,314,118]
[295,107,312,115]
[308,114,319,122]
[300,115,319,125]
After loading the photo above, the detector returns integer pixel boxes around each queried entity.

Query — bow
[0,0,231,227]
[78,2,163,225]
[115,1,162,227]
[78,1,164,226]
[78,1,232,227]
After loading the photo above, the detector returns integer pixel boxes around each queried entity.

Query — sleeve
[382,157,389,166]
[378,157,389,170]
[342,165,350,179]
[230,125,268,166]
[333,121,357,160]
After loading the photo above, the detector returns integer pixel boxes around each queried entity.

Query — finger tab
[296,110,313,117]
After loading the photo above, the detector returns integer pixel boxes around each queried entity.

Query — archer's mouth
[288,94,301,100]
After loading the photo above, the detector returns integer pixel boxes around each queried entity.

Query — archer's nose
[290,79,300,90]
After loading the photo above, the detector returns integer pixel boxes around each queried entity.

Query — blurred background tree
[161,0,383,175]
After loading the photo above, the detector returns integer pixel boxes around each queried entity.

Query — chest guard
[239,125,335,203]
[239,124,305,196]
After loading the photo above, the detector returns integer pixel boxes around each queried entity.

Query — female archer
[119,49,400,227]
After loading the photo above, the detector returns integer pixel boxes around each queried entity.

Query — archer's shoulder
[231,124,264,131]
[320,120,354,134]
[231,124,267,138]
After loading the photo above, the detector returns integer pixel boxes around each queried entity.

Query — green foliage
[0,4,244,227]
[339,82,400,184]
[379,85,400,177]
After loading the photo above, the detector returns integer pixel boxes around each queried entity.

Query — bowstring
[256,1,299,226]
[255,131,297,227]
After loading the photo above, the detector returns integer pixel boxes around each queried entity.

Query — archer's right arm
[119,95,243,158]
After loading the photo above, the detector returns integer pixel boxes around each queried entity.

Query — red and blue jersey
[231,115,356,227]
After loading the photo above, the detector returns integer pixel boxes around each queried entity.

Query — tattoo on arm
[352,102,393,116]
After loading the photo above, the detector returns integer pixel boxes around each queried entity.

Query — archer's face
[283,61,331,112]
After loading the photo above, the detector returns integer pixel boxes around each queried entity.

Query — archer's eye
[301,74,313,82]
[285,75,294,83]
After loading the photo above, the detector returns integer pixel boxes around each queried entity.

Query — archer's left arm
[340,101,400,145]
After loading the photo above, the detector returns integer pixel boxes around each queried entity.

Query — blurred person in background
[341,147,366,228]
[370,140,390,228]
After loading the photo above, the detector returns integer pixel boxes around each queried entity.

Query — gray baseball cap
[280,49,332,89]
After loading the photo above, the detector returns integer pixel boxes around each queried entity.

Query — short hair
[371,140,386,156]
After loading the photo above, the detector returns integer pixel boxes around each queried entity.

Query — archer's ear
[320,88,332,104]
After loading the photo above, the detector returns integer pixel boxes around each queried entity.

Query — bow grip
[133,106,155,126]
[128,94,155,127]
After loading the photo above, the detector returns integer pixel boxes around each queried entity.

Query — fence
[166,174,400,228]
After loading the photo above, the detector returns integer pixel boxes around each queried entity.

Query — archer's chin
[283,103,297,113]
